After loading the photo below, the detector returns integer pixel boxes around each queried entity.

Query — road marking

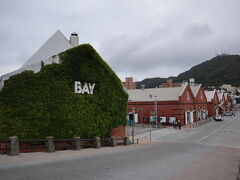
[195,118,235,143]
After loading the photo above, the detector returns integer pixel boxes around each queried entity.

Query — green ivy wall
[0,44,128,139]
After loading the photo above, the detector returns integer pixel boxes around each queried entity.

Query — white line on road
[195,118,235,143]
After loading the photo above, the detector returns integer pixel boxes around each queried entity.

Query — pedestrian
[173,121,177,129]
[177,119,181,130]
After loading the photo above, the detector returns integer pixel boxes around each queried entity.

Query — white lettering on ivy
[75,81,95,95]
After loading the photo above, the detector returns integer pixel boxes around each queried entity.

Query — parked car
[225,112,231,116]
[213,115,222,121]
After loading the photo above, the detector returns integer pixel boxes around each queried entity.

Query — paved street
[0,112,240,180]
[137,111,240,148]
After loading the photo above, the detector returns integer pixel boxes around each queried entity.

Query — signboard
[160,117,166,123]
[150,116,157,122]
[75,81,95,94]
[134,113,138,123]
[169,117,176,123]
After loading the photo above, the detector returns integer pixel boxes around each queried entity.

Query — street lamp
[149,95,158,128]
[154,96,158,128]
[131,107,135,144]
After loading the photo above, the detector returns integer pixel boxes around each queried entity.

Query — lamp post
[131,107,135,144]
[154,96,158,128]
[149,95,158,128]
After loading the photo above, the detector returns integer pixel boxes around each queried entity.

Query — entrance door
[185,111,191,124]
[200,110,204,120]
[190,111,194,123]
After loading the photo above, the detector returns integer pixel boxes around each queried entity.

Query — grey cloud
[1,0,240,81]
[184,23,212,39]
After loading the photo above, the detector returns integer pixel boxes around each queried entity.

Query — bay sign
[75,81,95,94]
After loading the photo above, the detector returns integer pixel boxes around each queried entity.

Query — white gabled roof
[224,93,228,101]
[0,30,73,89]
[190,84,201,97]
[22,30,73,68]
[128,83,188,102]
[217,91,224,101]
[205,90,215,102]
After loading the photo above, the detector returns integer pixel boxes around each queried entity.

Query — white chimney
[70,32,79,47]
[189,78,195,85]
[141,84,145,90]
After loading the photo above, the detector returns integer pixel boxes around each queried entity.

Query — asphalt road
[138,111,240,148]
[0,112,240,180]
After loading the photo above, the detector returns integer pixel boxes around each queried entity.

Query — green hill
[135,54,240,88]
[136,77,167,88]
[177,54,240,86]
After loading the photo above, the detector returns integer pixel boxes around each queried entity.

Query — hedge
[0,44,128,139]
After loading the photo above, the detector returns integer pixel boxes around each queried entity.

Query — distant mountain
[136,77,177,89]
[176,54,240,87]
[135,54,240,88]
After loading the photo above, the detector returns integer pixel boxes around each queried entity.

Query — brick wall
[127,84,212,126]
[111,125,126,137]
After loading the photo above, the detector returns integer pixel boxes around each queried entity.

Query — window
[187,91,190,100]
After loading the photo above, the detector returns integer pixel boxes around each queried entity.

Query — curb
[188,118,212,128]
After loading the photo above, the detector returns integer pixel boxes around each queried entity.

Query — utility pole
[154,96,158,128]
[131,107,135,144]
[141,107,144,126]
[149,94,158,128]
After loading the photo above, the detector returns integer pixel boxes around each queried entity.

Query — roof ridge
[179,83,188,96]
[21,30,72,68]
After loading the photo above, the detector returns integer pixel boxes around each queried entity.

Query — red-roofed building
[190,84,208,121]
[127,83,195,126]
[217,91,226,114]
[205,90,220,117]
[224,93,233,112]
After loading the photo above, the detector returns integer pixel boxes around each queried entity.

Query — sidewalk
[134,127,180,144]
[0,145,141,169]
[132,119,213,144]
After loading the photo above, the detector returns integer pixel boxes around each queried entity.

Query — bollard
[238,162,240,176]
[111,137,117,147]
[94,137,101,149]
[124,137,130,145]
[74,137,81,150]
[150,130,152,142]
[45,136,55,152]
[8,136,19,156]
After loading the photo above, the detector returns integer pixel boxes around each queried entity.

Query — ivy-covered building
[0,31,128,139]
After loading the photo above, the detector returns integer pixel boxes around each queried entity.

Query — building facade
[217,91,226,114]
[122,77,136,89]
[205,90,220,117]
[190,84,208,121]
[127,83,196,126]
[0,30,127,139]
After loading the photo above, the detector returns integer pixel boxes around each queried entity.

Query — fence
[0,136,130,156]
[0,140,9,155]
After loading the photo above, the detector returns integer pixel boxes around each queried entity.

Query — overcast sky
[1,0,240,81]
